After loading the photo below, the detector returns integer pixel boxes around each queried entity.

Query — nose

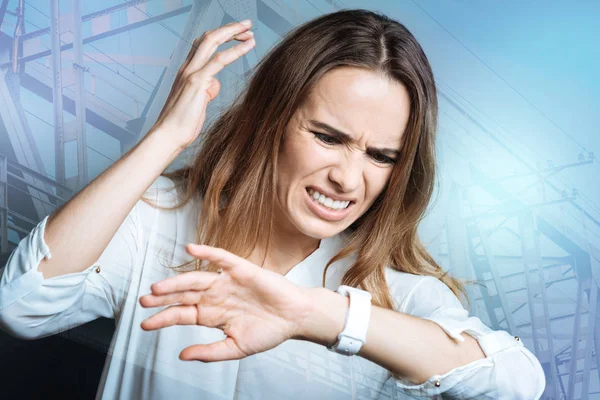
[328,151,364,194]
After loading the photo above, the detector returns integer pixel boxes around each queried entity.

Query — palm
[139,244,310,362]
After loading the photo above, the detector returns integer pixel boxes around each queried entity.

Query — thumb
[205,77,221,102]
[180,338,245,362]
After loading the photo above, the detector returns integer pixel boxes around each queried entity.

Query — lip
[307,185,356,203]
[305,188,354,222]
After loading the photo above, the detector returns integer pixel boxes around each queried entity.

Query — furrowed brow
[308,119,401,158]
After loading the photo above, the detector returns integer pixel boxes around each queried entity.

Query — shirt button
[514,336,520,341]
[95,266,101,273]
[434,380,441,387]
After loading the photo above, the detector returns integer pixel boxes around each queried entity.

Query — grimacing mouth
[305,187,357,213]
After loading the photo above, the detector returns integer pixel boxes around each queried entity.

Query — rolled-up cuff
[37,214,53,260]
[423,312,524,357]
[0,214,94,311]
[392,354,494,396]
[391,314,525,397]
[1,215,51,309]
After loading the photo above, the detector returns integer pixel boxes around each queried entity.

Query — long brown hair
[143,9,473,309]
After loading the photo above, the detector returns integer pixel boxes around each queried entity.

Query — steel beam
[20,61,137,145]
[72,0,87,188]
[138,0,226,143]
[49,0,66,192]
[519,209,559,398]
[568,277,584,399]
[0,68,55,221]
[446,183,482,316]
[1,2,192,69]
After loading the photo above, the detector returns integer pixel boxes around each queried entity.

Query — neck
[249,202,321,276]
[250,236,321,276]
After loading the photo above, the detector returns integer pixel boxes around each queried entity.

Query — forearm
[38,128,182,279]
[299,287,486,384]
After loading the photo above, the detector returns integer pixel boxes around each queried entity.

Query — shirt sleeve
[390,275,546,399]
[0,203,141,340]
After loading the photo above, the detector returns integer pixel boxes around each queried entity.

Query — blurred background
[0,0,598,398]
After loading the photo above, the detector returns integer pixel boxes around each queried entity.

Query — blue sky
[391,0,600,154]
[276,0,600,223]
[345,0,600,223]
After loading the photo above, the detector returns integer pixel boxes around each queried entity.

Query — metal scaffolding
[435,86,599,399]
[0,0,306,362]
[0,1,598,399]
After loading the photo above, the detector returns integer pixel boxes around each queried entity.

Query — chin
[296,218,347,239]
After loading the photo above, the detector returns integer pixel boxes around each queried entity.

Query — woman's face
[276,66,411,240]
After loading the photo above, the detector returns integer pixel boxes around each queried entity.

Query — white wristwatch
[327,285,372,356]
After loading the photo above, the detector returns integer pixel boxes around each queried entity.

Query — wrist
[293,287,349,347]
[145,125,189,156]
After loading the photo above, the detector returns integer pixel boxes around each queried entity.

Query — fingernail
[241,19,251,26]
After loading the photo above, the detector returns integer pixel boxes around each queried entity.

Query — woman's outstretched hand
[151,20,255,150]
[138,244,313,362]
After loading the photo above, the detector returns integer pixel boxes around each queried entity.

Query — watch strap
[327,285,372,356]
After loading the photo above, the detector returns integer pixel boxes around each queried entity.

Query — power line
[304,0,324,14]
[24,1,155,92]
[25,1,154,90]
[16,0,258,167]
[562,206,600,243]
[133,5,187,43]
[440,81,600,220]
[409,0,600,169]
[19,17,152,97]
[130,5,245,81]
[442,111,491,152]
[24,109,116,163]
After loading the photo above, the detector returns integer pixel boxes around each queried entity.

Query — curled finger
[149,270,221,295]
[141,304,198,331]
[139,290,203,308]
[186,244,247,271]
[230,30,254,42]
[184,21,253,74]
[180,338,246,362]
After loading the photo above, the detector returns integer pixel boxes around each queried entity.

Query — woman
[0,9,545,400]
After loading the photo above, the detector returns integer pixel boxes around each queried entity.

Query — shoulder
[135,176,201,261]
[384,267,464,315]
[135,176,200,227]
[144,176,180,201]
[139,176,191,210]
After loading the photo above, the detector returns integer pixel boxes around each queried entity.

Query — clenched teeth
[307,188,350,210]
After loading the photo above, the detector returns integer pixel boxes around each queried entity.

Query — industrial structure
[0,1,598,399]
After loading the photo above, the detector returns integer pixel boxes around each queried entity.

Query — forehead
[302,67,411,147]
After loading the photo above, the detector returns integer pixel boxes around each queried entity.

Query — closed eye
[312,131,396,165]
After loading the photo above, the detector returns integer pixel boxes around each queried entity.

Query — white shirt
[0,176,546,399]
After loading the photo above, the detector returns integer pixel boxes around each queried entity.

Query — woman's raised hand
[139,245,314,362]
[151,20,255,150]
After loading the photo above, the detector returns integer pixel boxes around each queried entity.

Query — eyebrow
[308,119,401,158]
